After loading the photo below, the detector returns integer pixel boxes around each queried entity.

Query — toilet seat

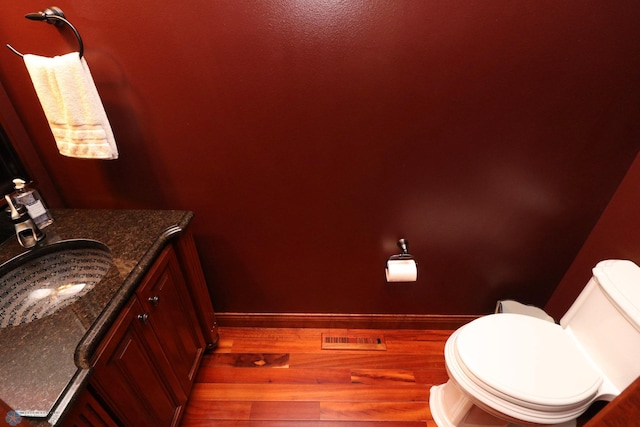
[446,313,603,423]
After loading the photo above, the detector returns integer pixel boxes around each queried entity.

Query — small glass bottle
[11,178,54,229]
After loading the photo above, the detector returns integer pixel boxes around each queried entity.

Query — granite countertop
[0,209,193,426]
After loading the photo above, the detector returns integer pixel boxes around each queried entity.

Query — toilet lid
[594,259,640,329]
[455,313,602,409]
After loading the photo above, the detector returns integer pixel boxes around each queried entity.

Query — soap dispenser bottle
[11,178,54,229]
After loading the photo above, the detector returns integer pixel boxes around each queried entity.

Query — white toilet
[429,259,640,427]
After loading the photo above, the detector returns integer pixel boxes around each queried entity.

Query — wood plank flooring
[181,327,452,426]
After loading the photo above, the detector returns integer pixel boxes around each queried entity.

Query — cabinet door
[91,298,186,427]
[60,386,118,427]
[137,245,205,395]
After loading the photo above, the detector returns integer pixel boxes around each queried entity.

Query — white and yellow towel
[23,52,119,160]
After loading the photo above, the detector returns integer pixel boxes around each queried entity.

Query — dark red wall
[546,151,640,320]
[1,1,639,315]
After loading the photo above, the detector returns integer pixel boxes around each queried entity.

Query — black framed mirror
[0,122,31,243]
[0,123,30,197]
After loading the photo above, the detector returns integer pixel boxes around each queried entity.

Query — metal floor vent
[321,333,387,351]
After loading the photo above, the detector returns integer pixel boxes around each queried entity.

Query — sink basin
[0,239,112,328]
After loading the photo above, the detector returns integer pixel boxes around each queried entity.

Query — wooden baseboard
[216,312,479,330]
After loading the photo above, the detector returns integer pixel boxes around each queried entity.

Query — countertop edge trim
[73,212,193,368]
[47,368,92,425]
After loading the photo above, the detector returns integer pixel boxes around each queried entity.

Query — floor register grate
[321,333,387,351]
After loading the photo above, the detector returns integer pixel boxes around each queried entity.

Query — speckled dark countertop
[0,209,193,426]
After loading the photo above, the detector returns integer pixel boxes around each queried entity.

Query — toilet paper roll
[385,259,417,282]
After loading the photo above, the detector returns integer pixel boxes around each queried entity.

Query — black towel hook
[6,7,84,59]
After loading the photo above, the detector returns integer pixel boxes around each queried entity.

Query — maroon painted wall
[546,151,640,320]
[0,1,639,315]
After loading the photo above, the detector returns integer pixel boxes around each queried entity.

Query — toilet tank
[560,259,640,400]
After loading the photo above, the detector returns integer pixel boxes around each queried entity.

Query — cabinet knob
[137,313,150,324]
[148,295,160,306]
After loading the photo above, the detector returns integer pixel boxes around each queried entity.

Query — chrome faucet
[4,195,45,248]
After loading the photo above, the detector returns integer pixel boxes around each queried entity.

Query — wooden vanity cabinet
[60,385,118,426]
[87,241,208,427]
[91,296,186,426]
[174,232,219,349]
[136,243,206,395]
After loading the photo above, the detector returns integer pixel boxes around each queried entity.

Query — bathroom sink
[0,239,112,328]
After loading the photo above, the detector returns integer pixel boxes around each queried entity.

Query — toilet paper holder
[388,238,414,261]
[385,239,418,282]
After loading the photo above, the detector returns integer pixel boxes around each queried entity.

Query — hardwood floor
[181,327,452,426]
